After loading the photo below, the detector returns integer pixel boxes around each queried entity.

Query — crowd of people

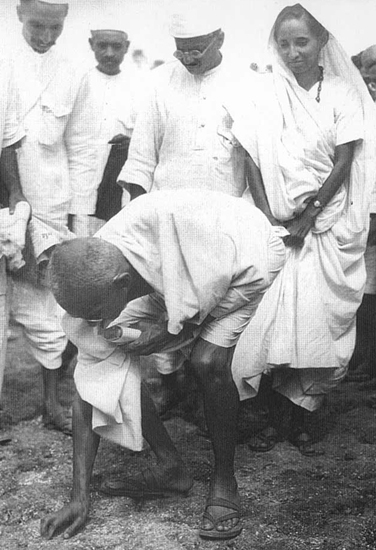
[0,0,376,543]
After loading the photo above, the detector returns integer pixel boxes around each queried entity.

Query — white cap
[89,14,128,36]
[169,1,222,38]
[39,0,69,5]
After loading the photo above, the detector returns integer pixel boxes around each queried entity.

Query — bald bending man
[40,190,285,541]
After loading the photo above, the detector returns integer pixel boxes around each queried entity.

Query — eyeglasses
[173,35,217,62]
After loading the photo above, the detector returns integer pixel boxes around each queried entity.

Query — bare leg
[101,382,192,496]
[42,366,72,435]
[41,394,100,539]
[190,339,241,536]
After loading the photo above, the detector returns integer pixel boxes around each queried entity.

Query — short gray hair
[48,238,124,315]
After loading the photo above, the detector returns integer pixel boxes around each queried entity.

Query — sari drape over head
[226,5,376,410]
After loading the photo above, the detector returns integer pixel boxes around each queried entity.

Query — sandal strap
[203,509,240,528]
[205,497,241,512]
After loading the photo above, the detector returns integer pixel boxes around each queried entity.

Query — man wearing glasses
[117,4,246,201]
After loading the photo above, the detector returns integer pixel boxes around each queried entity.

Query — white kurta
[10,39,96,228]
[69,67,136,216]
[120,59,246,196]
[8,39,96,370]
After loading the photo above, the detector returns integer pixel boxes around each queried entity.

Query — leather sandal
[199,497,242,540]
[248,426,280,452]
[289,430,324,457]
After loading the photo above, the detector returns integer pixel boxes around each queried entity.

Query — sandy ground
[2,327,376,550]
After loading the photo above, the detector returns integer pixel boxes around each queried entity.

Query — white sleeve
[334,82,364,146]
[2,61,25,148]
[65,73,99,215]
[118,84,162,193]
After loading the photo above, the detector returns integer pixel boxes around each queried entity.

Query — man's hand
[103,322,191,356]
[8,191,28,215]
[40,500,89,540]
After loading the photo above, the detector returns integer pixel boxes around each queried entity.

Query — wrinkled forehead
[19,0,68,23]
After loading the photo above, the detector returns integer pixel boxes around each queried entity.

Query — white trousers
[10,277,67,370]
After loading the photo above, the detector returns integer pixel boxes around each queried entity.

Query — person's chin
[183,64,203,75]
[33,43,53,53]
[101,62,120,75]
[288,61,306,72]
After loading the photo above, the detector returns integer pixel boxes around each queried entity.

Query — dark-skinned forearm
[70,394,100,504]
[305,142,354,219]
[0,143,26,208]
[245,152,278,224]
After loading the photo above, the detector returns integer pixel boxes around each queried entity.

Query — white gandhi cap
[169,0,222,38]
[39,0,69,4]
[89,14,128,36]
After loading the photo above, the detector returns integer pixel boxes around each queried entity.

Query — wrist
[305,198,324,218]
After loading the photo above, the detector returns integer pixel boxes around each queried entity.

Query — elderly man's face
[70,281,129,329]
[17,0,68,54]
[174,31,223,75]
[89,30,130,75]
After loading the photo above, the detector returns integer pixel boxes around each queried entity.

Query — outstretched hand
[40,501,89,540]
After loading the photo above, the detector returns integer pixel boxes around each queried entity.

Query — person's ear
[89,38,94,51]
[217,30,225,49]
[16,5,23,23]
[319,30,329,49]
[368,81,376,95]
[124,40,130,54]
[113,272,131,288]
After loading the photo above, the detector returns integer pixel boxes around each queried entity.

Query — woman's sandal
[199,497,242,541]
[289,431,324,457]
[248,426,280,452]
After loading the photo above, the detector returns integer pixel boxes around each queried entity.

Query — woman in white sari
[226,4,376,455]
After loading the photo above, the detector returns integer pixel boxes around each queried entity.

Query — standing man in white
[0,58,30,442]
[8,0,96,434]
[71,16,136,237]
[117,2,246,201]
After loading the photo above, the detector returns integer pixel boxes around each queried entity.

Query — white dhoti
[62,194,285,449]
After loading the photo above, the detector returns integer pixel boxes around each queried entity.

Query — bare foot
[43,406,72,436]
[101,462,193,498]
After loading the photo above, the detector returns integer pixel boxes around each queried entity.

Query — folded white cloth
[0,201,30,271]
